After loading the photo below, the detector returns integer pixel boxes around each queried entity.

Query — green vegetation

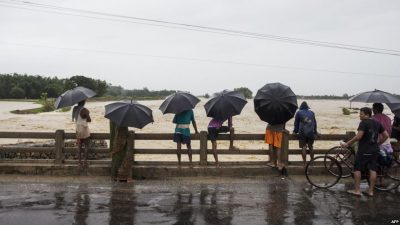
[10,92,72,114]
[105,86,176,99]
[0,73,107,99]
[1,74,180,114]
[234,87,253,99]
[342,107,358,115]
[298,94,350,100]
[342,107,351,115]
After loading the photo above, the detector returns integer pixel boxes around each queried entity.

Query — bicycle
[326,146,400,190]
[305,146,400,190]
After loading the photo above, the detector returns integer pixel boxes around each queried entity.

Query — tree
[10,86,25,99]
[234,87,253,99]
[64,75,108,97]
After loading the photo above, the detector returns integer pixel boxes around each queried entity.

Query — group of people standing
[70,99,399,189]
[264,101,318,176]
[172,100,319,176]
[341,103,398,197]
[70,99,320,180]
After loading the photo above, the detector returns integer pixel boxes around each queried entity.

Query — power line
[1,0,400,56]
[2,41,398,78]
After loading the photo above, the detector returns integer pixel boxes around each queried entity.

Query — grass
[11,106,71,114]
[0,99,37,102]
[11,107,45,114]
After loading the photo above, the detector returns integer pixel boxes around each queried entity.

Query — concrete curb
[0,163,309,178]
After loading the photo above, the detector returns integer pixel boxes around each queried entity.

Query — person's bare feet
[229,146,239,151]
[362,191,373,197]
[347,190,362,196]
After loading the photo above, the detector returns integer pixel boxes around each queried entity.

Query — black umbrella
[159,91,200,114]
[54,86,96,109]
[204,90,247,120]
[254,83,298,125]
[387,103,400,117]
[349,89,400,103]
[105,100,153,128]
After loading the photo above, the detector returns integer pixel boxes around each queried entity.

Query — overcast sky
[1,0,399,96]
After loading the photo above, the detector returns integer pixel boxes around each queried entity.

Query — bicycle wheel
[325,146,354,178]
[374,164,400,191]
[388,157,400,181]
[305,155,342,188]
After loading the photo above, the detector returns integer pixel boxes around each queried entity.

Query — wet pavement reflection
[0,176,399,225]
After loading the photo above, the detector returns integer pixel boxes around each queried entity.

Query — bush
[234,87,253,99]
[342,107,351,115]
[39,93,55,112]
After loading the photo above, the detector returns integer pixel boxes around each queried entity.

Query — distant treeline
[297,94,350,100]
[1,73,355,100]
[106,86,176,98]
[0,73,177,99]
[0,74,107,99]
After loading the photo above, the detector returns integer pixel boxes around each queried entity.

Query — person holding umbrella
[254,83,298,176]
[74,100,91,167]
[372,103,393,154]
[109,121,130,182]
[105,100,154,181]
[204,90,247,166]
[159,91,200,166]
[265,123,287,175]
[208,116,238,166]
[54,86,96,166]
[173,109,199,166]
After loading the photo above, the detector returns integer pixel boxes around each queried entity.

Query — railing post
[281,130,290,165]
[128,131,135,163]
[55,129,65,164]
[199,131,208,166]
[127,131,135,179]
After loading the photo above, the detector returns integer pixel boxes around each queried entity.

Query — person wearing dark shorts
[173,109,199,166]
[341,107,389,197]
[293,101,318,167]
[208,116,237,166]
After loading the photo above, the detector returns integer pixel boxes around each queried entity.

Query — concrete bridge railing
[0,130,356,166]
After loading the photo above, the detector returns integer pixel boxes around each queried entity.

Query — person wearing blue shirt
[173,109,199,166]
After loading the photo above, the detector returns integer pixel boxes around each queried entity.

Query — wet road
[0,175,399,225]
